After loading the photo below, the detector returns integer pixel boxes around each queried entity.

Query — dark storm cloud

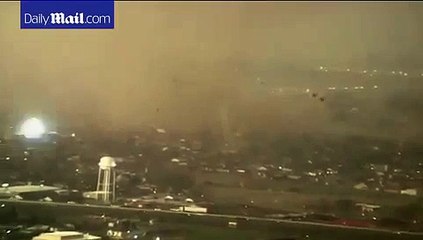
[1,2,423,138]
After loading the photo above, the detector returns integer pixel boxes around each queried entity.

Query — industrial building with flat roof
[0,184,62,201]
[32,231,100,240]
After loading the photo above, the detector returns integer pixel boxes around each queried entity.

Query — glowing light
[20,118,46,139]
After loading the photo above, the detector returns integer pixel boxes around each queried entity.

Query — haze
[1,2,423,140]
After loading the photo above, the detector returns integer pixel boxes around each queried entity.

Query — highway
[1,199,422,238]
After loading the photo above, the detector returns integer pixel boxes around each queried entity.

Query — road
[1,199,422,238]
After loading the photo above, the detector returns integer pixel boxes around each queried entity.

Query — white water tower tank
[96,156,117,203]
[99,156,116,169]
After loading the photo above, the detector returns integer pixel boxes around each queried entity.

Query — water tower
[96,156,117,203]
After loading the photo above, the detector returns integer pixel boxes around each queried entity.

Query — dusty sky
[1,2,423,138]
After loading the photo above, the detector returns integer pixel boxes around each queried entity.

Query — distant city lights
[312,67,420,78]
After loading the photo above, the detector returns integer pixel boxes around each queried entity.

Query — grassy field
[4,200,422,240]
[204,184,416,213]
[178,223,422,240]
[197,171,417,213]
[186,225,260,240]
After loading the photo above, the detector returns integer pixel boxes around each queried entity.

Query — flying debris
[156,128,166,134]
[309,92,325,102]
[256,77,265,85]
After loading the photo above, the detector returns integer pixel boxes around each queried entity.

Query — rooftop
[0,185,60,194]
[32,231,100,240]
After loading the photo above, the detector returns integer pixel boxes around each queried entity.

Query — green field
[186,225,260,240]
[204,184,416,213]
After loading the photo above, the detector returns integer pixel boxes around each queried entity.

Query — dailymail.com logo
[21,0,114,29]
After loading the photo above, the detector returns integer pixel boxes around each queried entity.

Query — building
[353,183,369,191]
[0,184,67,201]
[400,188,417,196]
[355,203,381,213]
[175,205,208,213]
[32,231,100,240]
[369,164,388,172]
[0,184,60,195]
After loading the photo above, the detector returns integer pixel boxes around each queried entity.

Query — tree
[394,202,423,221]
[316,198,333,213]
[336,199,355,215]
[0,205,18,224]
